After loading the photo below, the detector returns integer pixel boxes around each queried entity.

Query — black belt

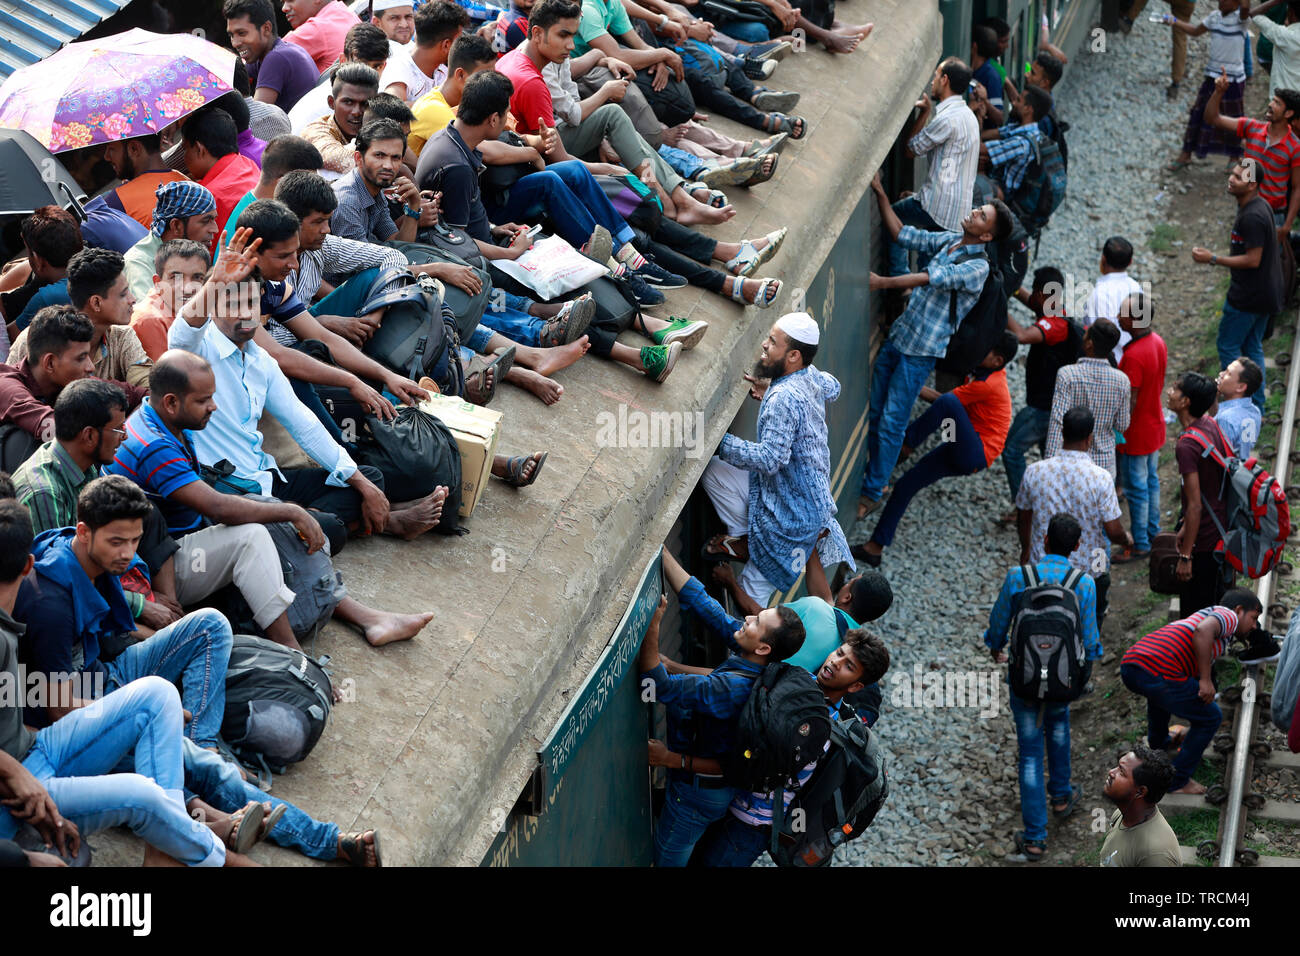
[668,769,731,789]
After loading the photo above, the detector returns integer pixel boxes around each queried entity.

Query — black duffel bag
[354,405,465,535]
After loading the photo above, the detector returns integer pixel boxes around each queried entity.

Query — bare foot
[363,609,435,646]
[835,20,873,38]
[823,32,862,53]
[385,486,448,539]
[661,124,689,147]
[1168,779,1207,795]
[531,335,590,377]
[508,366,564,405]
[675,197,736,226]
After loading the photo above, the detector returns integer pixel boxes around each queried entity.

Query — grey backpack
[1272,610,1300,732]
[1008,565,1088,702]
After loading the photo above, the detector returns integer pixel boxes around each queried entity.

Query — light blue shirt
[167,318,357,494]
[1215,397,1261,461]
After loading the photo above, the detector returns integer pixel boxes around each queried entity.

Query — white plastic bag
[491,234,607,300]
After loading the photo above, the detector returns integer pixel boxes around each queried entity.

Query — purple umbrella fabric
[0,28,237,152]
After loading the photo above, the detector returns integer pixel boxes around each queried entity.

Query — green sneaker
[640,341,682,382]
[652,316,708,350]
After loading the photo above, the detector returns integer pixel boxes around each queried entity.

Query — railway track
[1164,310,1300,868]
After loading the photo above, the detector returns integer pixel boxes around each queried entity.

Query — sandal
[741,152,780,187]
[1013,830,1046,862]
[744,132,789,157]
[730,276,782,308]
[466,346,514,405]
[764,112,806,139]
[503,451,547,487]
[1165,159,1191,173]
[726,227,788,277]
[258,803,287,841]
[225,800,268,855]
[684,181,729,208]
[702,533,749,562]
[1051,784,1081,819]
[338,829,383,868]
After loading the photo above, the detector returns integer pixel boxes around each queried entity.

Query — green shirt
[222,191,258,247]
[573,0,633,58]
[785,596,858,672]
[123,231,162,301]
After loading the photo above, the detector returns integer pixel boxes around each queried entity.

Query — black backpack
[997,208,1030,300]
[722,661,832,793]
[1008,135,1068,237]
[1008,565,1089,702]
[771,702,888,867]
[936,250,1006,379]
[220,635,333,778]
[1046,111,1070,173]
[0,423,39,474]
[358,268,464,395]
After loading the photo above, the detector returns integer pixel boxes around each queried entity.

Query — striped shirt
[106,399,205,536]
[1122,607,1239,681]
[1045,358,1132,477]
[269,235,407,347]
[1203,9,1247,81]
[909,95,980,233]
[12,441,98,535]
[1235,117,1300,211]
[887,227,990,359]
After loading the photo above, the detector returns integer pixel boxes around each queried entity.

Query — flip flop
[503,451,547,487]
[701,533,748,562]
[226,800,267,855]
[259,803,287,841]
[338,829,383,867]
[467,346,515,406]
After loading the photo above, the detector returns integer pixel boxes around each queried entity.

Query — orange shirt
[129,287,174,362]
[953,367,1012,465]
[104,170,190,229]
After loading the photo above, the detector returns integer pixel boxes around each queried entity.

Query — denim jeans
[1217,301,1269,410]
[1002,405,1051,500]
[693,812,770,867]
[861,341,936,500]
[1118,450,1161,550]
[887,196,943,277]
[1008,693,1072,843]
[478,303,543,347]
[716,19,772,43]
[654,777,736,867]
[1120,663,1223,790]
[103,608,233,750]
[1,676,225,866]
[871,393,987,547]
[489,161,636,249]
[181,740,339,861]
[658,144,708,180]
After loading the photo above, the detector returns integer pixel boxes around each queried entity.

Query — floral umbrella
[0,28,237,153]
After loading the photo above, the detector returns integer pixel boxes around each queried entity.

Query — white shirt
[380,51,446,104]
[909,95,980,233]
[1203,9,1247,81]
[1083,270,1142,361]
[1254,17,1300,99]
[167,317,358,494]
[289,80,332,133]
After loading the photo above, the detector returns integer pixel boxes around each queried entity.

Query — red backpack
[1185,425,1291,577]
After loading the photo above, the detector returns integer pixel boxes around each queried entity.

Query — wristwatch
[402,203,421,220]
[1211,253,1218,265]
[1178,554,1193,562]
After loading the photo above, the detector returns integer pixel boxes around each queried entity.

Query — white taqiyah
[774,311,820,346]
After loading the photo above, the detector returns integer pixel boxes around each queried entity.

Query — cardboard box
[417,394,503,517]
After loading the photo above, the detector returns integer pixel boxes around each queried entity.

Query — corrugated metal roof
[0,0,131,82]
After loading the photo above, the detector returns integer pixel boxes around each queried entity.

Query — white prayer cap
[775,311,820,346]
[367,0,414,12]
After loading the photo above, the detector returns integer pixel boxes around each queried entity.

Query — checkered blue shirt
[887,226,990,359]
[986,121,1043,195]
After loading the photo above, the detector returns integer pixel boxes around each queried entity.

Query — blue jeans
[1008,693,1073,842]
[887,196,943,277]
[693,812,770,867]
[659,144,708,179]
[103,608,233,750]
[870,393,987,547]
[478,302,543,347]
[1120,663,1223,790]
[182,740,339,861]
[1118,449,1161,550]
[654,777,736,867]
[503,291,534,314]
[309,267,380,318]
[490,161,636,249]
[0,676,224,866]
[717,19,771,43]
[1217,301,1269,410]
[1002,405,1051,500]
[861,341,936,500]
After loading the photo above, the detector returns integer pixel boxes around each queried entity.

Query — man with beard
[885,57,980,277]
[701,312,853,608]
[101,136,189,231]
[303,64,383,177]
[331,117,437,243]
[109,350,435,651]
[1099,745,1182,867]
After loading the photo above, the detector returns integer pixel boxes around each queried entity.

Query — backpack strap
[1021,564,1038,589]
[948,249,991,328]
[1063,567,1084,592]
[833,607,852,641]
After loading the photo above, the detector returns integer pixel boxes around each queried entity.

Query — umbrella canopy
[0,28,237,153]
[0,128,86,216]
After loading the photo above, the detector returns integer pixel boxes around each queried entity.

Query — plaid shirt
[332,169,400,244]
[1045,359,1132,476]
[13,441,98,536]
[984,554,1102,660]
[986,121,1043,195]
[888,226,990,359]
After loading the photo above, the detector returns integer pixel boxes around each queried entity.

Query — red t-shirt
[1235,117,1300,211]
[1118,331,1168,455]
[497,47,554,136]
[954,367,1012,466]
[200,153,262,240]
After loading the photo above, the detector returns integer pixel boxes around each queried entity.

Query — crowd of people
[0,0,1297,870]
